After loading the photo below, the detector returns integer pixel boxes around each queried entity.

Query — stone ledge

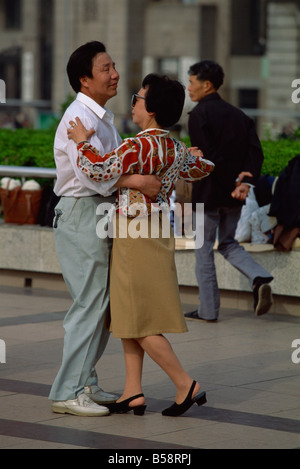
[0,223,61,274]
[175,237,300,298]
[0,224,299,310]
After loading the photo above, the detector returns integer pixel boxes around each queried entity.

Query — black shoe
[184,311,217,322]
[253,277,273,316]
[105,394,146,416]
[162,380,207,417]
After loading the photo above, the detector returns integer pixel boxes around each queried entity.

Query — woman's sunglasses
[131,94,146,108]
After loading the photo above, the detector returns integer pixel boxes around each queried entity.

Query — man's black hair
[188,60,224,90]
[67,41,106,93]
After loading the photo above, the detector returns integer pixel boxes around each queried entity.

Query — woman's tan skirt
[109,212,188,338]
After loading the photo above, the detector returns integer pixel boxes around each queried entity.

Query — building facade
[0,0,299,135]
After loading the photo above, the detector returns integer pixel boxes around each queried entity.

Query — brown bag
[175,179,192,203]
[0,187,43,225]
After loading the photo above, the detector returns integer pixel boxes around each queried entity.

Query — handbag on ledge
[0,186,43,225]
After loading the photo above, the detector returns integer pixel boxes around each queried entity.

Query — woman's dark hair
[188,60,224,90]
[67,41,107,93]
[142,74,185,128]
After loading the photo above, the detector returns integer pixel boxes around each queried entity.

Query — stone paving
[0,285,299,451]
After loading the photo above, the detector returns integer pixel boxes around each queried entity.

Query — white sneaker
[84,385,118,404]
[52,393,110,417]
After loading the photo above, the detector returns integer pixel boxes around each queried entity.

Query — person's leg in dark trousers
[193,207,220,320]
[217,206,273,315]
[188,206,273,321]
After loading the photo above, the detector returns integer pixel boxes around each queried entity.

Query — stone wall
[0,224,299,317]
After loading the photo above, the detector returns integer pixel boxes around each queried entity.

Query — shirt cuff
[99,178,120,197]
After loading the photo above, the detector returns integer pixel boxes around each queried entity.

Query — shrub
[260,138,300,175]
[0,128,56,168]
[0,128,299,177]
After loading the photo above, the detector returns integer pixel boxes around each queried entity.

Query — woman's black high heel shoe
[162,381,206,417]
[106,394,147,416]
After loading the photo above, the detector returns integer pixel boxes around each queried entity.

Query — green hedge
[0,128,299,177]
[260,138,300,175]
[0,128,56,168]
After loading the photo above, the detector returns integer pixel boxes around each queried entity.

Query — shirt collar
[136,128,170,138]
[76,92,114,121]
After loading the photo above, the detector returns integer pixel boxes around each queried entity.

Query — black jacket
[269,154,300,229]
[188,93,264,208]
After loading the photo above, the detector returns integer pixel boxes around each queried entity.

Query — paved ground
[0,284,299,452]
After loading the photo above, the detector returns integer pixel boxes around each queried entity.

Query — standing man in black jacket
[185,60,273,322]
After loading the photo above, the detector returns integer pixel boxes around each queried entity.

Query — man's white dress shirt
[54,92,122,197]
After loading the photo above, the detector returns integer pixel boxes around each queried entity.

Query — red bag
[0,186,43,225]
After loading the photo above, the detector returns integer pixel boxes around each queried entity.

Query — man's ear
[79,76,89,90]
[204,80,216,93]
